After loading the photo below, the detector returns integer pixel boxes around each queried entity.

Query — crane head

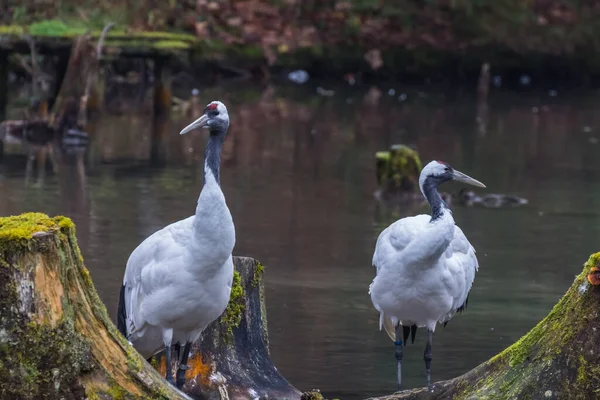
[419,160,486,192]
[180,101,230,135]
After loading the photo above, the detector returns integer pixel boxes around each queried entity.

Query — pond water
[1,82,600,399]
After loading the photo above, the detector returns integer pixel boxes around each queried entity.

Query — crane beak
[452,170,486,188]
[180,114,209,135]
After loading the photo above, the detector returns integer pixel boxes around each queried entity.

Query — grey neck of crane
[203,132,224,185]
[422,178,450,222]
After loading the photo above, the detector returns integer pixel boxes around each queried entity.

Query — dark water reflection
[2,83,600,399]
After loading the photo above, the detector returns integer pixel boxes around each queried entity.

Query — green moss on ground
[0,22,197,53]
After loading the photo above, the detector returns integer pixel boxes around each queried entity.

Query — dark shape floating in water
[0,119,55,146]
[457,188,528,208]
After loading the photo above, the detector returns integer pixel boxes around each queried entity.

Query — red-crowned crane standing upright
[369,160,486,390]
[118,101,235,389]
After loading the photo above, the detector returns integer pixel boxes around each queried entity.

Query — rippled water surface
[2,83,600,399]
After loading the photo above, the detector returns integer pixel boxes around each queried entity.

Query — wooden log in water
[156,257,302,400]
[368,252,600,400]
[0,212,189,399]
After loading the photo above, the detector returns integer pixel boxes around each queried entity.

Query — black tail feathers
[117,284,128,338]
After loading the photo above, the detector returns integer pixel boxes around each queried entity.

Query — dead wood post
[0,212,189,399]
[368,252,600,400]
[48,50,70,113]
[153,57,172,116]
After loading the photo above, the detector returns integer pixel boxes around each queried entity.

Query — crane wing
[371,214,431,274]
[121,216,194,336]
[440,224,479,323]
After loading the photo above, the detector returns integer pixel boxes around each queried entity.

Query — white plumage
[371,213,478,337]
[118,101,235,387]
[369,160,485,389]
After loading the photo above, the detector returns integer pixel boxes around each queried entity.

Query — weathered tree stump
[0,212,301,399]
[368,252,600,400]
[154,256,302,400]
[0,212,192,399]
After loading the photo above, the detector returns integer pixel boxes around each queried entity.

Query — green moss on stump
[221,270,245,342]
[252,261,265,288]
[301,389,325,400]
[495,253,599,367]
[0,213,73,253]
[449,252,600,399]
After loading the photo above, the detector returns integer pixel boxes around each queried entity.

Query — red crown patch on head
[437,160,448,166]
[207,103,218,110]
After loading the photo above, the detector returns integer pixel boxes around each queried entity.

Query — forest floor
[2,1,600,83]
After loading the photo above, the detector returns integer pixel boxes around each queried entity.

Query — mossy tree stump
[376,145,422,194]
[368,253,600,400]
[0,212,189,399]
[154,257,302,400]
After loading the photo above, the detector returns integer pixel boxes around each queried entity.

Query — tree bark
[368,252,600,400]
[0,212,192,399]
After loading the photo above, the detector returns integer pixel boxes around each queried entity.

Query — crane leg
[394,324,403,391]
[424,329,433,388]
[176,342,192,388]
[165,345,175,385]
